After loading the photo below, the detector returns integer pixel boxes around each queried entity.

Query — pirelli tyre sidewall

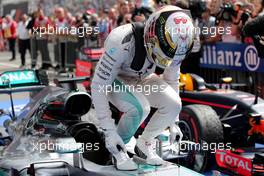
[68,122,111,165]
[179,104,224,172]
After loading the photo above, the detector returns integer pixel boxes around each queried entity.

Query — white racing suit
[91,24,182,148]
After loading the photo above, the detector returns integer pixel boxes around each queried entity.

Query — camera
[216,3,236,23]
[189,0,207,19]
[240,9,251,25]
[216,3,252,25]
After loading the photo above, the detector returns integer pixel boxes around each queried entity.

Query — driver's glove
[104,129,127,155]
[169,122,183,145]
[100,118,126,154]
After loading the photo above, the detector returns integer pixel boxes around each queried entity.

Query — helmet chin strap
[146,54,155,64]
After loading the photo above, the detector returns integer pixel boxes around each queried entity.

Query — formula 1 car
[176,73,264,175]
[99,71,264,175]
[0,69,202,176]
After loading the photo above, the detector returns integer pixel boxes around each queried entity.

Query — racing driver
[91,5,195,170]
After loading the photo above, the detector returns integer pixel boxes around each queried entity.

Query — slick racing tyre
[178,105,224,172]
[68,122,110,165]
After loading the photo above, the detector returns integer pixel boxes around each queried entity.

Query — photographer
[181,0,208,74]
[216,1,253,43]
[131,6,153,22]
[243,14,264,58]
[252,0,264,17]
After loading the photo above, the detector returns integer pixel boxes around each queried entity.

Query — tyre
[178,104,224,172]
[68,122,110,165]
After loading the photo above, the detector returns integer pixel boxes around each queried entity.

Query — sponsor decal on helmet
[156,11,177,58]
[174,17,188,24]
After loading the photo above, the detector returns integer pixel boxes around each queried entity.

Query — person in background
[0,18,6,51]
[117,1,130,26]
[108,8,118,33]
[131,6,153,22]
[74,13,85,49]
[179,0,204,75]
[250,0,263,16]
[54,7,69,73]
[170,0,177,5]
[199,7,219,43]
[128,0,136,13]
[17,14,31,68]
[3,15,17,61]
[124,13,132,24]
[243,14,264,58]
[33,9,52,69]
[98,9,109,47]
[26,11,38,68]
[171,0,189,8]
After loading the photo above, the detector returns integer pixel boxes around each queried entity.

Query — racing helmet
[144,5,195,68]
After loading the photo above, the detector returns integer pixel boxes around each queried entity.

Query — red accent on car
[50,101,63,105]
[42,114,54,121]
[215,150,252,176]
[180,112,199,142]
[181,98,233,110]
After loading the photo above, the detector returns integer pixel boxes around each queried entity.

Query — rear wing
[0,69,47,93]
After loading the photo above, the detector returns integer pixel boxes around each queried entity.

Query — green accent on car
[0,170,8,176]
[0,70,39,87]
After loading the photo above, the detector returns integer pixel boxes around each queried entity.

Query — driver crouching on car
[91,5,195,171]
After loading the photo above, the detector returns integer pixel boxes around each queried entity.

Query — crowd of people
[0,0,263,72]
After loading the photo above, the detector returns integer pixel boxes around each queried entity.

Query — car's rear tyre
[179,104,224,172]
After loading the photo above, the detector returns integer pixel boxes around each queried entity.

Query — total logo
[216,150,252,176]
[244,45,260,71]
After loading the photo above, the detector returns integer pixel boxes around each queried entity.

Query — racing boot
[112,150,138,171]
[135,137,164,166]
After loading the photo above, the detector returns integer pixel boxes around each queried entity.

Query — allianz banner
[200,42,264,72]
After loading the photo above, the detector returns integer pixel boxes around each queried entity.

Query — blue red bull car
[177,73,264,175]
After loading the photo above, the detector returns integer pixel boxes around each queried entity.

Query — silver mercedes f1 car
[0,69,202,176]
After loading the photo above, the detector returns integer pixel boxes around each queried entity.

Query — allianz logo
[244,46,260,71]
[200,45,260,71]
